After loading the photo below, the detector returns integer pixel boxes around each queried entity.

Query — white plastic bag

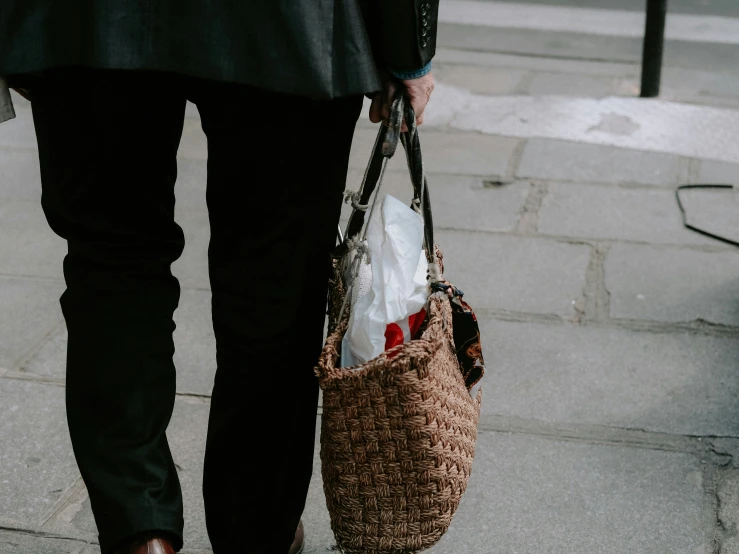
[341,194,429,367]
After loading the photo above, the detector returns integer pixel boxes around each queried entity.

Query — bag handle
[340,90,441,280]
[342,93,402,243]
[400,108,437,273]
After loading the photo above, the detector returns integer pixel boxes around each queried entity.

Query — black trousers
[30,68,363,554]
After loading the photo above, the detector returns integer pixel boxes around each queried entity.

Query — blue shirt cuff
[389,62,432,80]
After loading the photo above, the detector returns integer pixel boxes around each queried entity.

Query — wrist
[389,61,432,81]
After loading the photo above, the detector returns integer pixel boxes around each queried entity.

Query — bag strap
[400,114,437,273]
[340,91,440,280]
[343,94,402,243]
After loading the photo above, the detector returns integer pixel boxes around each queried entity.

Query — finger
[412,98,426,122]
[369,95,382,123]
[417,113,424,126]
[411,85,433,122]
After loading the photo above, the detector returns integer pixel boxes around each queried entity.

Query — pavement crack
[514,181,547,235]
[707,439,736,467]
[0,525,86,542]
[463,307,739,339]
[437,45,636,66]
[607,318,739,339]
[14,320,65,373]
[475,414,712,454]
[575,243,611,324]
[709,467,731,554]
[505,138,528,179]
[39,477,87,531]
[175,391,212,402]
[0,371,65,386]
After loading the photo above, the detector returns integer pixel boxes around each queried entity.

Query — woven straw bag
[315,96,482,554]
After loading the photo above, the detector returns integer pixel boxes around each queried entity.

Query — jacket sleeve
[0,78,16,124]
[363,0,440,73]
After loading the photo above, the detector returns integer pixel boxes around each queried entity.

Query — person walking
[0,2,438,553]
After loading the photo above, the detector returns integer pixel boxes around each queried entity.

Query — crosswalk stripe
[440,0,739,45]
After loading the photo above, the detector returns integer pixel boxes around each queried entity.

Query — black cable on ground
[676,184,738,247]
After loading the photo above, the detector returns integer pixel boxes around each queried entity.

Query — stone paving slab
[22,326,66,379]
[348,128,522,178]
[177,119,522,180]
[696,159,739,185]
[525,72,619,98]
[9,89,31,108]
[164,397,211,552]
[718,469,739,554]
[431,432,708,554]
[185,101,199,120]
[64,414,704,554]
[662,69,739,106]
[0,277,64,370]
[538,182,717,246]
[517,138,686,186]
[175,158,208,213]
[434,50,739,108]
[63,490,96,538]
[176,152,529,225]
[0,149,42,202]
[436,231,591,317]
[0,379,78,529]
[440,19,739,75]
[681,94,739,111]
[177,119,208,160]
[605,243,739,325]
[182,115,523,178]
[434,64,527,95]
[0,200,65,279]
[171,211,211,290]
[435,48,640,78]
[677,186,739,245]
[438,24,641,66]
[303,431,709,554]
[0,108,38,149]
[172,180,532,298]
[341,170,529,233]
[479,319,739,436]
[173,290,216,396]
[3,55,739,554]
[0,425,713,554]
[0,531,95,554]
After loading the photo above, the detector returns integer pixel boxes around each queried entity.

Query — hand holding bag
[315,94,483,554]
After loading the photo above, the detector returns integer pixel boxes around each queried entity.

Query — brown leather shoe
[113,536,176,554]
[288,520,305,554]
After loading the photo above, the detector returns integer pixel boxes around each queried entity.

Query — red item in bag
[384,308,427,351]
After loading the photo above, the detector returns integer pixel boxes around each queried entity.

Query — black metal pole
[640,0,668,97]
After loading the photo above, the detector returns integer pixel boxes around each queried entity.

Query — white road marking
[440,1,739,45]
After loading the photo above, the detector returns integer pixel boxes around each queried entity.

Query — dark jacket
[0,0,439,99]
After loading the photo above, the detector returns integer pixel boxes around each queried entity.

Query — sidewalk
[2,28,739,554]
